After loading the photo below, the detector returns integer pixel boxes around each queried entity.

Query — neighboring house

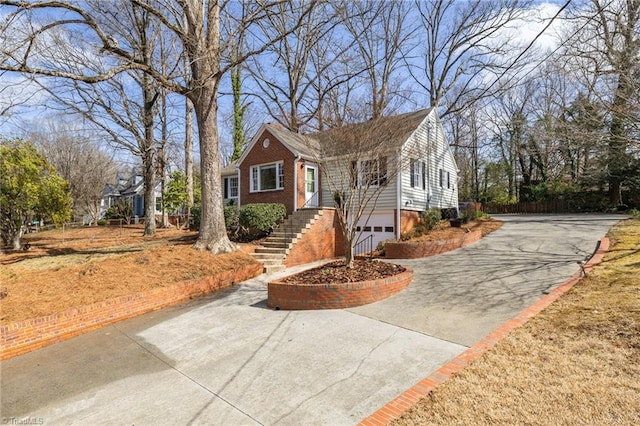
[224,108,459,248]
[99,173,162,221]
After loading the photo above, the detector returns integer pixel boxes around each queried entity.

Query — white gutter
[427,115,432,209]
[396,153,402,240]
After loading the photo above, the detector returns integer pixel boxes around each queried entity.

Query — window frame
[358,156,387,188]
[224,176,239,199]
[411,159,419,188]
[411,159,426,189]
[249,161,284,192]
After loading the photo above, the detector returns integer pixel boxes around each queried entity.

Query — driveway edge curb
[358,237,610,426]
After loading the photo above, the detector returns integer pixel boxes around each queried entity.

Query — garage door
[355,212,396,254]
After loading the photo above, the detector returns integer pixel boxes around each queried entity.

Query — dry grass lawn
[0,225,260,323]
[393,217,640,425]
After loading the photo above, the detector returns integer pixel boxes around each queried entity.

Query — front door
[305,164,318,208]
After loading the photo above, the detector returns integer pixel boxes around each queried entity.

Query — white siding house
[226,108,458,248]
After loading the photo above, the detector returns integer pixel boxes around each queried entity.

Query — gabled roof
[238,108,434,164]
[120,178,144,196]
[264,123,321,159]
[311,108,433,157]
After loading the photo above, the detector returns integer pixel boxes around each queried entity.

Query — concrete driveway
[1,214,622,425]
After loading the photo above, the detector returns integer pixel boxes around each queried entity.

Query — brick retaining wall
[267,267,413,310]
[385,229,482,259]
[284,209,345,267]
[0,263,263,361]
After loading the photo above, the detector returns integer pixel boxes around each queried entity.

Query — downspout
[427,116,432,210]
[293,155,301,212]
[396,151,402,240]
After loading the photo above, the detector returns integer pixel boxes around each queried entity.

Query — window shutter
[410,159,416,187]
[379,156,387,186]
[223,178,228,198]
[439,169,443,187]
[421,161,426,189]
[351,161,358,188]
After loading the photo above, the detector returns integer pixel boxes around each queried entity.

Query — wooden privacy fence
[483,200,571,214]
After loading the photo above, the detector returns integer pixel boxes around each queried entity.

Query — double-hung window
[411,159,426,189]
[224,176,238,199]
[356,157,387,187]
[250,162,284,192]
[411,159,419,188]
[439,169,451,189]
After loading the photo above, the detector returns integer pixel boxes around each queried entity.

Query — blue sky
[0,1,568,168]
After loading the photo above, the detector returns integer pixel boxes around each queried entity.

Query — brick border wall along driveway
[1,263,263,361]
[385,229,482,259]
[359,238,611,425]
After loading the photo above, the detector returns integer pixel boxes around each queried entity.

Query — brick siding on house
[240,129,297,214]
[0,264,263,361]
[268,267,413,310]
[284,209,345,267]
[385,229,482,259]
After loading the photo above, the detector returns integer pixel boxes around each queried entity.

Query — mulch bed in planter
[279,259,406,284]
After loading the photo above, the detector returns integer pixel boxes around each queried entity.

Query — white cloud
[513,2,566,52]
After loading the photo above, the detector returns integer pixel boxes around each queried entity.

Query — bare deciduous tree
[29,118,117,224]
[1,0,317,253]
[314,109,428,267]
[245,0,345,132]
[409,0,532,117]
[563,0,640,205]
[340,0,414,120]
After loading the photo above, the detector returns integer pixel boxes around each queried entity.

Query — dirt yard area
[0,219,503,324]
[0,225,260,323]
[394,217,640,425]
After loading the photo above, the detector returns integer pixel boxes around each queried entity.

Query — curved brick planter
[0,263,263,361]
[267,267,413,310]
[385,229,482,259]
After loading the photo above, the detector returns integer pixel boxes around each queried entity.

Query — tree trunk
[191,85,236,253]
[344,238,354,268]
[185,97,194,229]
[142,147,156,236]
[11,223,23,250]
[141,80,157,236]
[12,234,22,250]
[185,1,235,254]
[607,75,632,206]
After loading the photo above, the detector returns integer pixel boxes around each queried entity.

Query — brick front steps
[267,267,414,310]
[384,229,482,259]
[0,263,263,361]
